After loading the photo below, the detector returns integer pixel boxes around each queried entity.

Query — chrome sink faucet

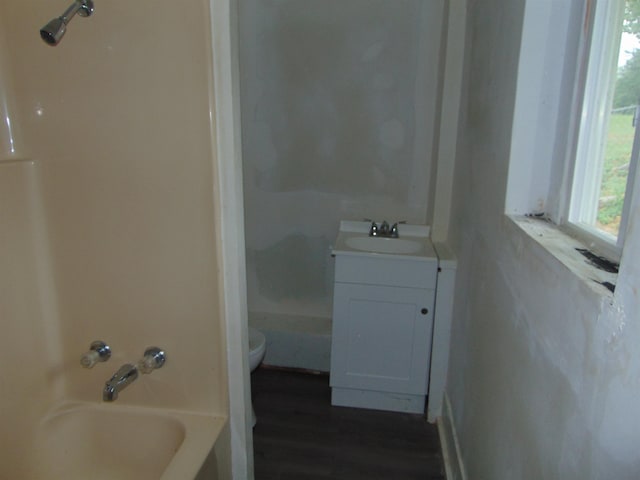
[102,347,166,402]
[367,219,404,238]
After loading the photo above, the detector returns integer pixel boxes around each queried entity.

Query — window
[567,0,639,260]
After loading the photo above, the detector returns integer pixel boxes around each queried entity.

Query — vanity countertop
[332,221,437,261]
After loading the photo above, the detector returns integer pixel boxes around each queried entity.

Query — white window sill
[507,215,617,298]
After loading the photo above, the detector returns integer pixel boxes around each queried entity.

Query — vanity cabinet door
[330,282,434,396]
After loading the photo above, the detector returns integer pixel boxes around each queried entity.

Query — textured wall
[239,0,445,319]
[447,0,640,478]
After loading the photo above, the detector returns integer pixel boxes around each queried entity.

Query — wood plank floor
[251,368,445,480]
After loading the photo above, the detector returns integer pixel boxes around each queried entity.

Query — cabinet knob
[421,308,429,315]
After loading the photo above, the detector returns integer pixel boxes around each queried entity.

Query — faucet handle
[390,221,406,238]
[138,347,166,374]
[80,340,111,368]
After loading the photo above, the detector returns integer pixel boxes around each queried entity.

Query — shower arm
[60,0,93,25]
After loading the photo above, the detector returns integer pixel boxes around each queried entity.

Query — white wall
[238,0,445,322]
[447,0,640,478]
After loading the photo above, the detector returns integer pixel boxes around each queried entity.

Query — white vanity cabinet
[330,222,439,414]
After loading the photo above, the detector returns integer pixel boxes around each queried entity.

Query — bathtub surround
[239,0,447,366]
[0,0,238,477]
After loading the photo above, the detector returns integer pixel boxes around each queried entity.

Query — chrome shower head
[39,0,94,46]
[40,17,67,46]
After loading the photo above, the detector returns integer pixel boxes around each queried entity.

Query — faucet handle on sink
[390,220,407,238]
[364,218,380,236]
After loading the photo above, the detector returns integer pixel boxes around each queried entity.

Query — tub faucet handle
[138,346,166,374]
[80,340,111,368]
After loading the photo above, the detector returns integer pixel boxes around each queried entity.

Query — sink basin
[345,236,422,254]
[332,220,435,260]
[33,405,185,480]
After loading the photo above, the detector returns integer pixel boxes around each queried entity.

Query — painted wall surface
[447,0,640,478]
[0,0,227,429]
[239,0,445,320]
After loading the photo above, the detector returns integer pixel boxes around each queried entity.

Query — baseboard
[437,393,467,480]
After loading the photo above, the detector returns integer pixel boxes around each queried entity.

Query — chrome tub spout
[103,363,138,401]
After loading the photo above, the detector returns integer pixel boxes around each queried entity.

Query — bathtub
[0,161,229,479]
[1,401,226,479]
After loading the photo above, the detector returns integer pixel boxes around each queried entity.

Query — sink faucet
[367,219,405,238]
[103,363,138,401]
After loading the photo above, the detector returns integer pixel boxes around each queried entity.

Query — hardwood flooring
[251,368,446,480]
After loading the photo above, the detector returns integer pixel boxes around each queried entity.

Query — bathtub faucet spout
[103,363,138,401]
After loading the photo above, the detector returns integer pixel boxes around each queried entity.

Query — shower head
[40,0,94,46]
[40,17,68,46]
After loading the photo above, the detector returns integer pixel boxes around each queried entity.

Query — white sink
[332,221,436,260]
[345,236,422,254]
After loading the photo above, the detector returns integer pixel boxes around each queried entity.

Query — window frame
[508,0,640,299]
[564,0,638,261]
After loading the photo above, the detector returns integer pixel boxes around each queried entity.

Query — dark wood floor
[251,368,445,480]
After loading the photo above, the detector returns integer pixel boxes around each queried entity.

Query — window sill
[507,215,617,298]
[561,222,622,264]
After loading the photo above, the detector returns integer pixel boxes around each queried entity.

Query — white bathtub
[2,401,225,480]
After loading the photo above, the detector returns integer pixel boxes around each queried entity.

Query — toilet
[248,327,266,427]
